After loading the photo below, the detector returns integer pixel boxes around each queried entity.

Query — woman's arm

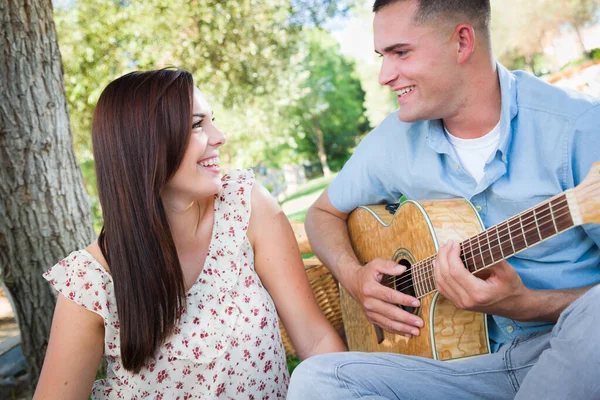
[248,184,346,359]
[34,294,105,400]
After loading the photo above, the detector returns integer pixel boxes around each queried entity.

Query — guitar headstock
[573,162,600,225]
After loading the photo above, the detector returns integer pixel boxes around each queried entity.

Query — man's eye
[397,51,408,56]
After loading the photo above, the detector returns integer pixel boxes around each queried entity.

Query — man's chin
[396,108,421,123]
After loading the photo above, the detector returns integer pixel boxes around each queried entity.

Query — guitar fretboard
[406,193,575,298]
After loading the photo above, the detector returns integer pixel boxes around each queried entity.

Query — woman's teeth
[199,157,219,167]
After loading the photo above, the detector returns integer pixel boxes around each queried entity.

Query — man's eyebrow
[375,43,410,55]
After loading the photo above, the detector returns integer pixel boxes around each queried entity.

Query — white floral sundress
[44,169,289,399]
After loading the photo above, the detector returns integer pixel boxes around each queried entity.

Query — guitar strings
[385,196,576,295]
[389,199,573,294]
[375,180,598,295]
[388,197,573,290]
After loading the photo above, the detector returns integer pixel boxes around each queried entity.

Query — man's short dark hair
[373,0,491,38]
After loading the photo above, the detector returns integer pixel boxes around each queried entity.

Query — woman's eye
[192,120,203,129]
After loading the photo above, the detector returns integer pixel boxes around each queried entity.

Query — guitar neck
[414,191,578,298]
[460,192,577,274]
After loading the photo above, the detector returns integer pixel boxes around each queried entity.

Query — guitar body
[342,198,491,360]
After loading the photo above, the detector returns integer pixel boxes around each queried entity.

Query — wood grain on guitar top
[342,198,490,360]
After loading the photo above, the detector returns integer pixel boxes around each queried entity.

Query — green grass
[287,208,308,222]
[281,173,337,223]
[286,355,302,374]
[280,174,336,206]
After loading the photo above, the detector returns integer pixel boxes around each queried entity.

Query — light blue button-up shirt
[328,63,600,349]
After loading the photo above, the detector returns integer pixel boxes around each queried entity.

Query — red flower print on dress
[263,360,273,373]
[216,383,226,397]
[259,317,268,330]
[43,170,289,399]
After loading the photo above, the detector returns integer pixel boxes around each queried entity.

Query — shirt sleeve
[328,113,404,213]
[570,103,600,250]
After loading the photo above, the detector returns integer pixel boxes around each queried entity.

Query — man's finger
[369,311,422,337]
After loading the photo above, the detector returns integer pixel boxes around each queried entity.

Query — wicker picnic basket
[279,222,344,357]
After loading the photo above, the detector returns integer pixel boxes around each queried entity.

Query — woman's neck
[164,197,215,246]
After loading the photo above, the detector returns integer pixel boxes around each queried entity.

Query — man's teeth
[396,86,415,96]
[199,157,220,167]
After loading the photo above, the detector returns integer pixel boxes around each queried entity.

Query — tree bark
[0,0,94,385]
[314,125,331,178]
[573,26,588,58]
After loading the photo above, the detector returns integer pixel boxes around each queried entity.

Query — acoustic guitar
[341,162,600,361]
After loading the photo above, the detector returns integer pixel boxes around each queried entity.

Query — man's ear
[454,24,476,64]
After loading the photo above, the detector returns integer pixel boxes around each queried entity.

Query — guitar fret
[486,230,495,264]
[421,263,427,298]
[476,233,485,271]
[524,209,542,246]
[426,260,435,293]
[416,263,424,298]
[461,244,473,273]
[495,225,505,259]
[507,220,516,254]
[548,200,559,234]
[509,217,526,253]
[412,264,420,298]
[519,215,529,248]
[533,207,543,241]
[552,196,574,232]
[536,202,557,240]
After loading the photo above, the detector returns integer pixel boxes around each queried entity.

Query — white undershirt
[444,122,501,184]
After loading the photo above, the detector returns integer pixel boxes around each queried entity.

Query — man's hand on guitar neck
[434,240,591,322]
[350,258,424,338]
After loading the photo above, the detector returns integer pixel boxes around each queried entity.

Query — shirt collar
[496,62,518,161]
[426,62,518,162]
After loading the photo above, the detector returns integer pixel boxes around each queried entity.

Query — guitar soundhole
[387,258,419,315]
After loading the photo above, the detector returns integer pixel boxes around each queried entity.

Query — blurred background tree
[288,29,370,176]
[491,0,600,73]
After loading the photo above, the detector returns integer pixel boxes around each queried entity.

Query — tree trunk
[573,26,588,58]
[314,127,331,178]
[0,0,94,385]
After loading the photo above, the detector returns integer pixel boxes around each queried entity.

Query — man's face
[374,0,462,122]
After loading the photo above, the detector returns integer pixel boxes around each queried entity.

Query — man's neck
[443,61,501,139]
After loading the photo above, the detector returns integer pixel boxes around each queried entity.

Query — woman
[34,68,345,399]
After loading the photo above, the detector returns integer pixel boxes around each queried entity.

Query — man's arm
[306,189,424,337]
[434,240,595,323]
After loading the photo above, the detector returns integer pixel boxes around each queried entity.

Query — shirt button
[506,325,514,334]
[475,205,482,212]
[454,163,459,169]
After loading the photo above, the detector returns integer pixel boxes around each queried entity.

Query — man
[287,0,600,398]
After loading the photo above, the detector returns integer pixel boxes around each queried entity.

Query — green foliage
[52,1,338,228]
[589,47,600,60]
[288,28,370,172]
[286,355,302,374]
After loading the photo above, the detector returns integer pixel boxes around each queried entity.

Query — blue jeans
[288,285,600,399]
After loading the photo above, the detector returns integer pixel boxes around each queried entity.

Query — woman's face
[162,88,226,203]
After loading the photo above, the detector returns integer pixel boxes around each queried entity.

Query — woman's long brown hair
[92,68,193,372]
